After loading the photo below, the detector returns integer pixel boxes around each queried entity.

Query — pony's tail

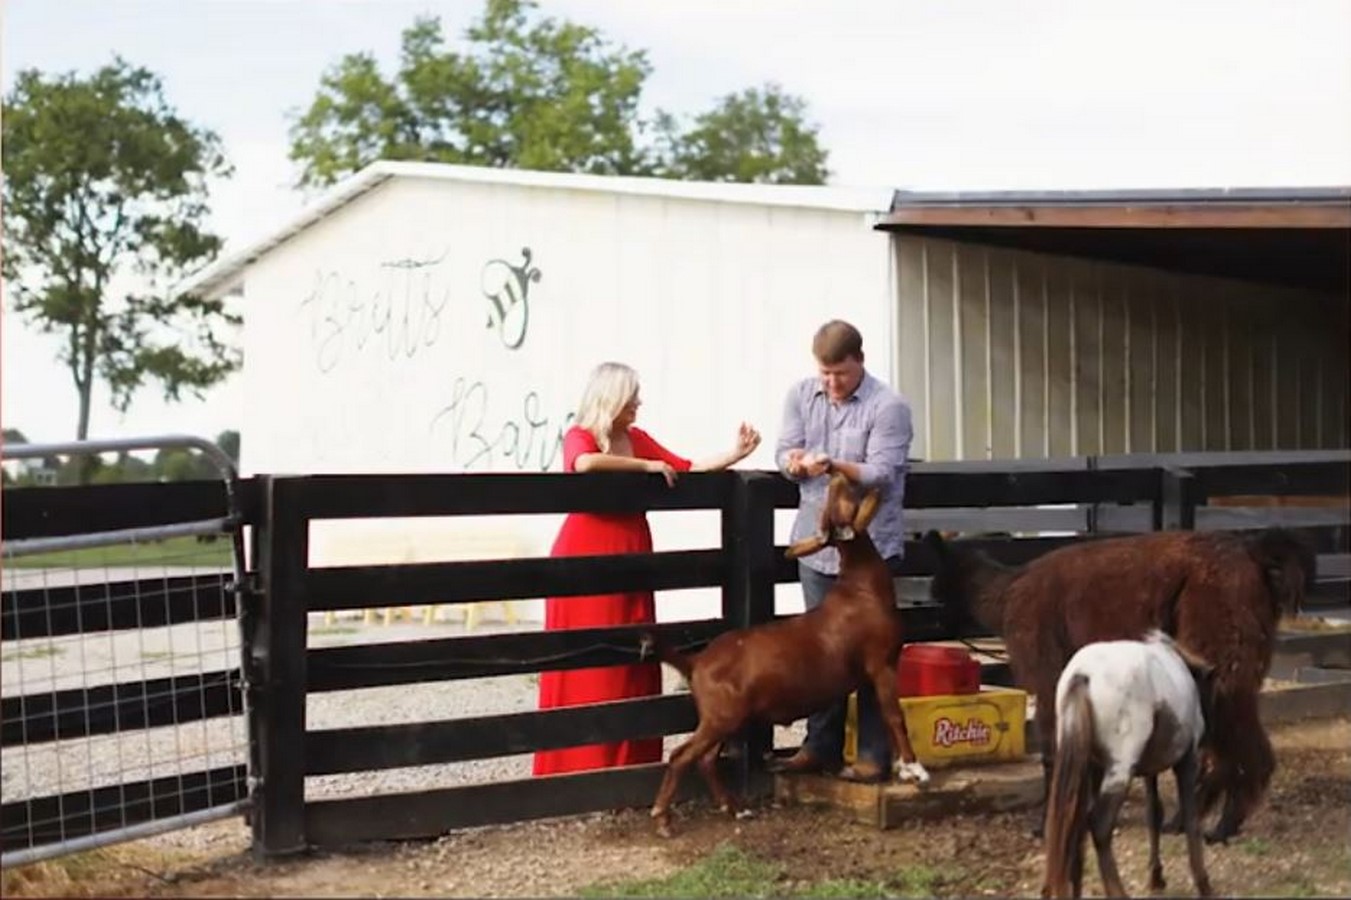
[1246,527,1316,615]
[638,632,693,682]
[1044,674,1094,899]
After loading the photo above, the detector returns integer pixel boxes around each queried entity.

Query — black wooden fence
[2,449,1347,861]
[244,450,1348,856]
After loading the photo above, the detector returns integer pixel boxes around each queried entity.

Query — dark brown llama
[925,527,1313,844]
[642,472,929,837]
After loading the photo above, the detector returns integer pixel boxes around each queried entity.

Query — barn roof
[877,186,1351,292]
[175,160,894,299]
[177,161,1350,299]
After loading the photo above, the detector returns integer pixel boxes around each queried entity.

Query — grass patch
[798,878,893,898]
[579,845,948,899]
[1237,836,1273,857]
[889,865,943,897]
[802,865,943,898]
[1270,876,1321,898]
[4,535,231,570]
[1,645,63,662]
[579,843,783,898]
[0,842,186,898]
[309,625,359,637]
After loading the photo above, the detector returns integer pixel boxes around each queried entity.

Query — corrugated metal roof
[889,186,1351,208]
[176,160,895,299]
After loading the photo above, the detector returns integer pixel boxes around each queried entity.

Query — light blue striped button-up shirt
[774,371,914,575]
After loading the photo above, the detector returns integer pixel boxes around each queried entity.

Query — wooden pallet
[773,757,1045,830]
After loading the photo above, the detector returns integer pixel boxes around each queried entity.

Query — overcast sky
[4,0,1350,446]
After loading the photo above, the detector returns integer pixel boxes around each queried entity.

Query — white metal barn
[181,162,1350,621]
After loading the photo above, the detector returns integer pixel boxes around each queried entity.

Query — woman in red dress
[533,362,761,776]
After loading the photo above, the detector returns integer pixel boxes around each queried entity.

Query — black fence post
[1085,455,1101,533]
[1154,466,1198,531]
[722,471,778,792]
[250,476,310,858]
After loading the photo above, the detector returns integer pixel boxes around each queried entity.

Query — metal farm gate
[1,436,251,867]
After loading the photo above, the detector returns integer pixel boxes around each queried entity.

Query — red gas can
[897,644,981,697]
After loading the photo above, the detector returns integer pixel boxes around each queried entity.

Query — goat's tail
[1245,527,1316,616]
[638,632,693,682]
[1043,674,1094,899]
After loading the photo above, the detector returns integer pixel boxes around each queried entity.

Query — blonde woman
[534,362,761,776]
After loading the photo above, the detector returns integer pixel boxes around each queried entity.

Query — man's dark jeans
[797,556,905,770]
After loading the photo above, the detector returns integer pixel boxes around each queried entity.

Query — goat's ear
[853,490,881,533]
[785,534,828,559]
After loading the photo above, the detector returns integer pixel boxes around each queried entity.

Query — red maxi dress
[532,425,693,776]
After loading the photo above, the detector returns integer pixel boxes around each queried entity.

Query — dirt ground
[6,717,1349,899]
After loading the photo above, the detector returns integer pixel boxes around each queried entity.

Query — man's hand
[785,449,831,479]
[802,452,832,478]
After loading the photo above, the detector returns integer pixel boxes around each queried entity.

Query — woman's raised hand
[735,422,762,460]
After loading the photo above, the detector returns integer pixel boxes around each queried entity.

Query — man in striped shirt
[773,319,915,783]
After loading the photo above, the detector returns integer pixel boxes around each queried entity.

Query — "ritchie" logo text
[932,716,993,748]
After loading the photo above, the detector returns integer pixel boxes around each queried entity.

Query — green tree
[215,429,240,466]
[652,84,830,184]
[152,446,218,482]
[289,0,829,187]
[113,450,156,483]
[2,58,237,445]
[289,0,651,186]
[57,454,107,486]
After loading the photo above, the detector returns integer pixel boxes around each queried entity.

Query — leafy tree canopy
[2,57,237,443]
[290,0,829,187]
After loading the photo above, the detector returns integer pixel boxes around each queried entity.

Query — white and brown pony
[1042,631,1215,899]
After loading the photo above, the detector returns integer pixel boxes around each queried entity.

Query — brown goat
[643,472,929,837]
[926,527,1314,845]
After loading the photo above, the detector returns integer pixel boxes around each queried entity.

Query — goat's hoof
[895,760,930,786]
[656,821,674,839]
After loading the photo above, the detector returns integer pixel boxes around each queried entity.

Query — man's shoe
[769,748,835,775]
[837,761,888,783]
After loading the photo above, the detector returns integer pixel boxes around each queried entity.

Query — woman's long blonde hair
[574,362,640,452]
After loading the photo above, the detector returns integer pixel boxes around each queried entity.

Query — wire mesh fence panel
[1,437,250,868]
